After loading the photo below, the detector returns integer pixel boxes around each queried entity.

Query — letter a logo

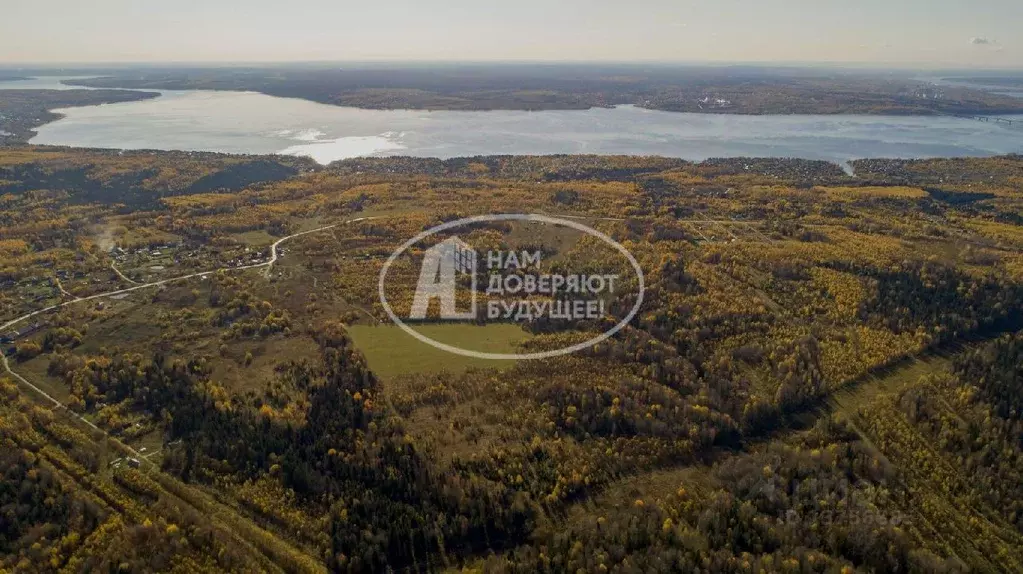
[410,237,477,320]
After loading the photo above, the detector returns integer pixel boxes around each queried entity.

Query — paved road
[3,211,640,468]
[0,216,375,463]
[1,213,765,338]
[3,212,762,337]
[0,218,374,429]
[262,221,356,277]
[0,350,105,431]
[0,218,370,334]
[0,210,641,433]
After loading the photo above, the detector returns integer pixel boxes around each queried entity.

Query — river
[3,76,1021,166]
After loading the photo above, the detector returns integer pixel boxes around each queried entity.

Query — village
[0,239,275,349]
[107,242,272,283]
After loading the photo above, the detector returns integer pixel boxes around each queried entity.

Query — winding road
[1,212,632,441]
[1,219,368,334]
[0,217,372,441]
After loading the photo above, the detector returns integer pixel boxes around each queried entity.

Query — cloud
[969,37,992,45]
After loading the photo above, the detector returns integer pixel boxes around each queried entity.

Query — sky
[2,0,1021,68]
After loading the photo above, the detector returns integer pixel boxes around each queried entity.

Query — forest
[54,64,1023,116]
[1,146,1023,572]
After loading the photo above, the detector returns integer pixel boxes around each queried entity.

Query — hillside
[2,148,1023,572]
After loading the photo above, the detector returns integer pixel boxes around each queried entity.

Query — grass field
[14,354,73,402]
[347,323,528,378]
[229,229,276,246]
[829,354,952,415]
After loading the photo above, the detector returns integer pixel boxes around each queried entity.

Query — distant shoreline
[62,66,1023,117]
[0,88,159,145]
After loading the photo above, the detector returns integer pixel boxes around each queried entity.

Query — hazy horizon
[1,60,1023,73]
[4,0,1021,69]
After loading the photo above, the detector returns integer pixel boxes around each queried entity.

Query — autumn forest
[2,147,1023,572]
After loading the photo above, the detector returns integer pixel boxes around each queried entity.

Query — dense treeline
[0,148,311,209]
[0,448,106,568]
[0,378,317,572]
[481,418,961,573]
[47,323,535,571]
[65,65,1023,115]
[895,335,1023,533]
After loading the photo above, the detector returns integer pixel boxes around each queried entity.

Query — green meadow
[346,323,528,378]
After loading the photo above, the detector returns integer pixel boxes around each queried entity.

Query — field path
[110,261,139,285]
